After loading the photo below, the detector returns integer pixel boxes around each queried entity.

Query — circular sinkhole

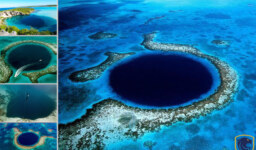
[18,15,46,29]
[17,132,39,146]
[6,14,57,32]
[6,86,56,120]
[109,53,220,107]
[7,43,51,71]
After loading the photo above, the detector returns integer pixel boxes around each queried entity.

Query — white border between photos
[0,0,59,149]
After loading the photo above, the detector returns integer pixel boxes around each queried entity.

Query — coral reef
[211,40,230,47]
[89,32,117,40]
[0,58,12,83]
[69,52,135,82]
[23,65,57,83]
[0,40,57,83]
[13,128,55,149]
[59,33,238,149]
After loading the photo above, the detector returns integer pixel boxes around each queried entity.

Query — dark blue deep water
[0,7,15,11]
[109,54,214,107]
[5,7,57,32]
[6,86,56,120]
[7,44,51,71]
[0,123,56,149]
[17,132,39,146]
[59,3,121,31]
[15,15,47,28]
[58,0,256,149]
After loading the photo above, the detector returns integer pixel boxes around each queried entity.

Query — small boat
[26,92,30,101]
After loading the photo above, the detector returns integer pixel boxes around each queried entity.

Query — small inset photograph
[0,0,57,35]
[0,85,57,122]
[0,123,57,150]
[0,36,57,83]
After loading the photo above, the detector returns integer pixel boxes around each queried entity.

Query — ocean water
[59,0,256,149]
[6,85,57,120]
[38,74,58,83]
[109,53,217,107]
[0,7,15,11]
[17,132,39,146]
[5,7,57,32]
[0,36,57,83]
[7,44,51,71]
[0,123,57,150]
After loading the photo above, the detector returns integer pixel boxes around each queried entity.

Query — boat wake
[14,59,44,78]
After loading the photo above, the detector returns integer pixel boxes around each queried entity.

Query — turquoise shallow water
[59,0,256,149]
[5,7,57,32]
[0,36,57,83]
